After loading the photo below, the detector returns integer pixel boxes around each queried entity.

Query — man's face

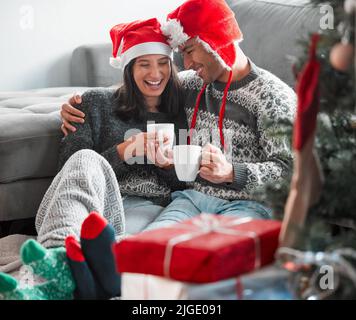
[179,38,225,84]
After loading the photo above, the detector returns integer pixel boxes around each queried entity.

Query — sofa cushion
[71,43,123,87]
[0,87,88,100]
[0,97,67,109]
[0,87,90,183]
[229,0,320,87]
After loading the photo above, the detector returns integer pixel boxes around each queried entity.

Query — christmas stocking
[0,239,75,300]
[280,34,324,248]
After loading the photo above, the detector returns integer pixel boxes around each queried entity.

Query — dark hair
[113,58,183,121]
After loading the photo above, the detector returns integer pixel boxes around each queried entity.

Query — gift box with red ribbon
[114,213,281,283]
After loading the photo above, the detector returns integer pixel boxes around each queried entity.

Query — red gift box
[114,214,281,283]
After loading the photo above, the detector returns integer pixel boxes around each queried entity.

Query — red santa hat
[161,0,243,70]
[109,18,172,69]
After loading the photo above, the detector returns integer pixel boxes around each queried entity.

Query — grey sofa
[0,0,321,236]
[0,48,121,221]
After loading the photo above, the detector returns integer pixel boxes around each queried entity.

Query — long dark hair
[113,58,183,121]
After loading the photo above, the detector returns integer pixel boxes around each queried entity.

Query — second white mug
[173,145,202,182]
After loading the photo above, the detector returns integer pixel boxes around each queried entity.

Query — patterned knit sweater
[58,88,187,205]
[179,60,296,200]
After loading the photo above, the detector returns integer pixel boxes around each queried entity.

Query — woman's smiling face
[132,54,171,105]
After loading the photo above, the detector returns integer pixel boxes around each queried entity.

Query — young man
[61,0,296,226]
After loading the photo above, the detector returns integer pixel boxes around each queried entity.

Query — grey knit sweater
[179,60,296,200]
[58,88,187,205]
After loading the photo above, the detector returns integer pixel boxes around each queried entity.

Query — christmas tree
[255,1,356,299]
[256,0,355,252]
[250,0,356,299]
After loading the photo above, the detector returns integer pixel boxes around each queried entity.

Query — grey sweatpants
[35,149,126,248]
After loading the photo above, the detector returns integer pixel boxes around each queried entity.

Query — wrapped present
[121,265,293,300]
[114,213,281,283]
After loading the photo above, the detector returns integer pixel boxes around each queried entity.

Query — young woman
[0,18,188,301]
[36,18,188,249]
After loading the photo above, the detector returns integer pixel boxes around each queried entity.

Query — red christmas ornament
[330,42,354,72]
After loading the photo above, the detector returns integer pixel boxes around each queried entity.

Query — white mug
[147,123,175,150]
[173,145,202,182]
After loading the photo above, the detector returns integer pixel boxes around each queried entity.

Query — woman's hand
[146,135,174,168]
[117,132,173,168]
[117,132,149,161]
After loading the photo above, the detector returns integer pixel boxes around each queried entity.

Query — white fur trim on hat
[109,42,172,70]
[161,18,189,49]
[195,36,233,71]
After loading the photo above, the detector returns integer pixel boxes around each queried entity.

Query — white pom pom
[110,57,122,69]
[161,19,189,49]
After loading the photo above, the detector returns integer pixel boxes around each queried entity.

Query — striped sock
[80,212,121,299]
